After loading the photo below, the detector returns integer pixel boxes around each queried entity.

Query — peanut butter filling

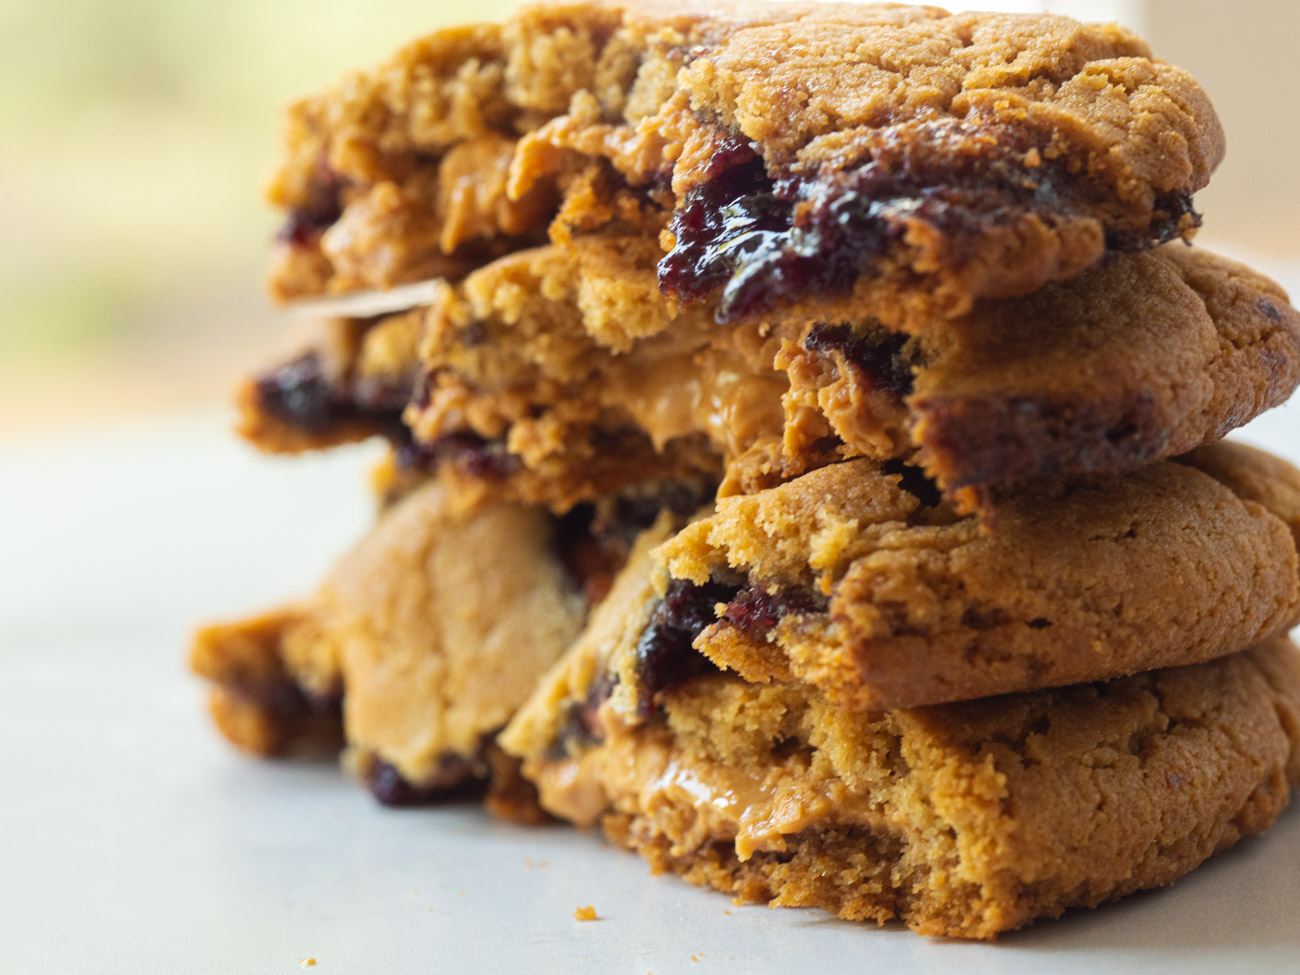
[528,715,892,862]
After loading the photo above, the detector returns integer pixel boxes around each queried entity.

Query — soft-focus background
[1,0,1297,435]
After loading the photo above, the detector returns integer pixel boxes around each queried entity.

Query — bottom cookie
[502,527,1300,938]
[189,472,707,810]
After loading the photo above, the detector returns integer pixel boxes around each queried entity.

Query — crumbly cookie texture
[266,1,1222,328]
[665,441,1300,710]
[240,240,1300,511]
[406,238,787,472]
[191,478,586,801]
[785,246,1300,495]
[503,582,1300,940]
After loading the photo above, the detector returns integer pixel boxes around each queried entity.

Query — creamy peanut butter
[529,718,891,861]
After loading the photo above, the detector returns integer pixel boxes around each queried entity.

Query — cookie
[240,239,1300,511]
[266,1,1222,331]
[235,297,725,513]
[501,528,1300,938]
[190,464,714,806]
[781,246,1300,496]
[190,480,585,806]
[609,442,1300,712]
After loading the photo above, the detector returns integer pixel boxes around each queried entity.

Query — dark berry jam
[394,432,521,480]
[880,458,944,509]
[659,122,1200,322]
[720,585,826,638]
[632,576,828,715]
[255,353,410,438]
[633,578,738,716]
[365,753,487,807]
[551,669,619,757]
[804,323,916,397]
[255,354,342,434]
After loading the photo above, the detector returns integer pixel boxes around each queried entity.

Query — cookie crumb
[573,905,599,921]
[300,960,317,969]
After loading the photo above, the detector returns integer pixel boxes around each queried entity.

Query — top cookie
[266,1,1223,329]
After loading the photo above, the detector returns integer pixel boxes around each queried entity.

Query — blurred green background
[1,0,1295,433]
[0,0,516,430]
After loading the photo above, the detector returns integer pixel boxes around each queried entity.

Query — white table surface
[1,395,1297,974]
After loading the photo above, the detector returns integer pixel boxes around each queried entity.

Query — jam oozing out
[720,585,827,638]
[633,577,827,715]
[659,124,1200,322]
[804,323,916,397]
[255,354,346,434]
[254,354,520,479]
[255,353,408,437]
[634,578,738,716]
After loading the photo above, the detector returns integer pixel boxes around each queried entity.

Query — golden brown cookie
[190,471,712,803]
[191,481,583,802]
[548,442,1300,712]
[502,542,1300,938]
[239,240,1300,511]
[784,246,1300,496]
[266,1,1223,330]
[511,639,1300,939]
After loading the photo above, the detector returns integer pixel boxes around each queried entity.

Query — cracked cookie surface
[266,0,1223,329]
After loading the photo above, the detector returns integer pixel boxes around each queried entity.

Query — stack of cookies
[191,1,1300,938]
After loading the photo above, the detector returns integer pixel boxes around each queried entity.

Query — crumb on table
[573,905,599,921]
